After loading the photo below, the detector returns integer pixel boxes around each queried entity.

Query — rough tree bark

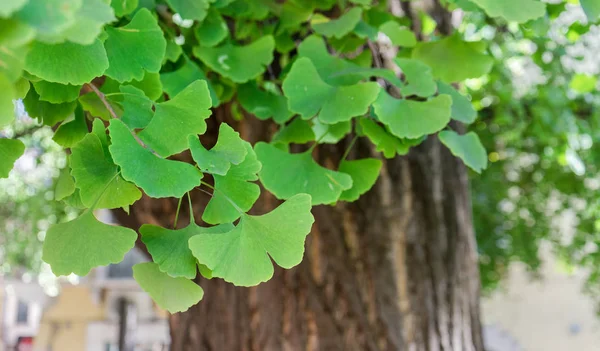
[113,2,485,350]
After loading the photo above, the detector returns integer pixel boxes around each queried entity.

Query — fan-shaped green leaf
[104,8,166,82]
[0,139,25,178]
[55,166,76,201]
[395,58,436,97]
[167,0,209,21]
[71,133,142,209]
[110,0,138,16]
[358,118,422,158]
[380,21,416,47]
[42,211,137,276]
[469,0,545,23]
[62,0,116,45]
[193,36,274,83]
[339,158,382,202]
[255,142,352,205]
[161,55,219,106]
[0,0,27,17]
[16,0,81,40]
[272,118,315,145]
[23,88,78,126]
[437,81,477,124]
[140,223,234,279]
[283,57,379,122]
[195,9,228,47]
[189,123,247,176]
[189,194,314,286]
[438,130,487,173]
[139,80,212,157]
[52,105,88,147]
[133,262,204,313]
[32,81,81,103]
[108,119,203,198]
[311,8,362,38]
[412,35,493,83]
[312,119,351,144]
[203,143,261,224]
[25,39,109,85]
[374,92,452,139]
[237,82,293,124]
[581,0,600,22]
[120,85,154,129]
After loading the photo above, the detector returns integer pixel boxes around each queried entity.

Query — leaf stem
[200,180,244,215]
[187,192,195,224]
[86,83,119,120]
[173,196,183,229]
[310,126,330,151]
[341,134,359,161]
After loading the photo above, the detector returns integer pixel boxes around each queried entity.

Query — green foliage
[2,0,586,313]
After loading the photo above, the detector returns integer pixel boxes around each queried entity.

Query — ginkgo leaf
[194,9,228,47]
[0,139,25,178]
[110,0,138,16]
[108,119,203,198]
[119,85,154,129]
[437,81,477,124]
[140,222,234,279]
[312,119,351,144]
[164,40,182,63]
[237,82,293,124]
[272,118,315,144]
[32,81,81,104]
[339,158,382,202]
[52,105,88,147]
[161,55,219,106]
[380,21,416,47]
[16,0,81,40]
[395,58,436,97]
[0,0,27,17]
[103,71,164,101]
[189,194,314,286]
[203,143,261,224]
[139,80,212,157]
[189,123,247,176]
[255,142,352,205]
[23,88,78,126]
[42,211,137,276]
[438,130,488,173]
[469,0,546,23]
[61,0,116,45]
[79,92,123,120]
[104,8,166,82]
[311,8,362,38]
[0,41,29,83]
[71,133,142,209]
[298,36,402,86]
[193,36,274,83]
[581,0,600,22]
[54,166,76,201]
[133,262,204,313]
[25,39,109,85]
[167,0,209,21]
[283,57,379,123]
[412,35,493,83]
[91,118,111,158]
[0,74,15,128]
[358,118,423,158]
[374,92,452,139]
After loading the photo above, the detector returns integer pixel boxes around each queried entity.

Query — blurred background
[4,1,600,351]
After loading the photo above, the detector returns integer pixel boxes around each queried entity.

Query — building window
[16,300,28,324]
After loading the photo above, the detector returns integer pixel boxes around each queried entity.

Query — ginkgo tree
[0,0,593,349]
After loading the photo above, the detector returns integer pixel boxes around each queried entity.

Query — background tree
[1,0,597,350]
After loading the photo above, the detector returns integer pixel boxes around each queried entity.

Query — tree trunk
[115,114,485,350]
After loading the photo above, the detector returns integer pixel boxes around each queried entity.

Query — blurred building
[0,249,170,351]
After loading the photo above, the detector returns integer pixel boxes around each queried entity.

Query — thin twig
[86,83,119,120]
